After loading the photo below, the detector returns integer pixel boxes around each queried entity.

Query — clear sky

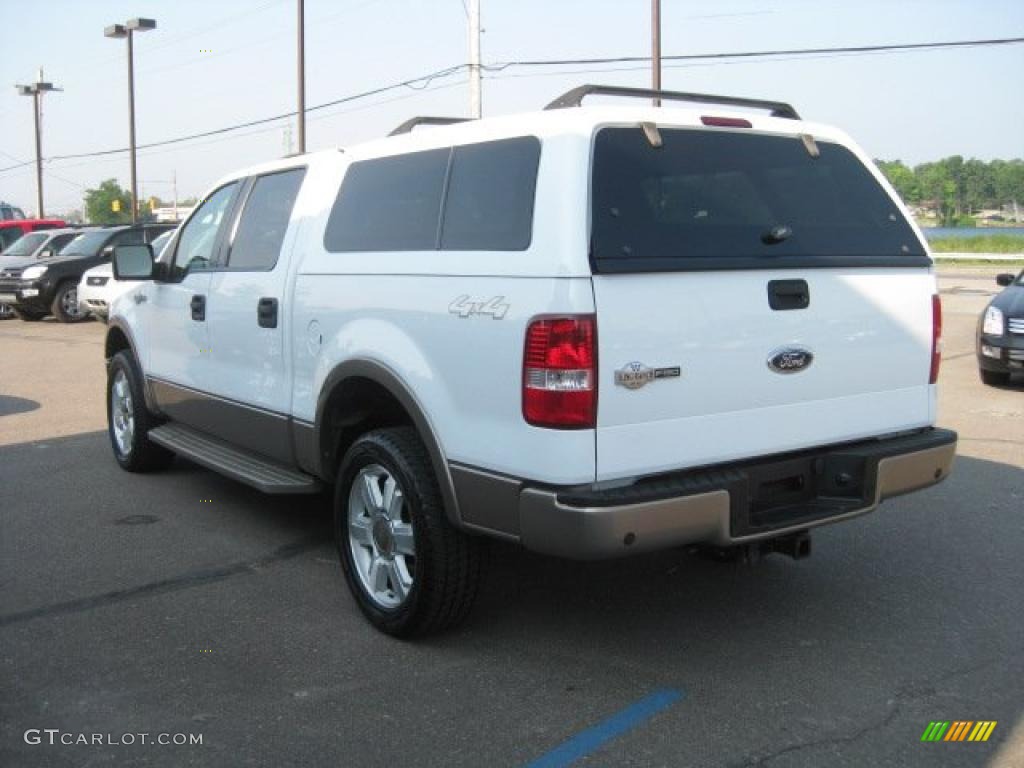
[1,0,1022,215]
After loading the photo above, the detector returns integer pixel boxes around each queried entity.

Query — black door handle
[257,297,278,328]
[767,279,810,311]
[190,294,205,321]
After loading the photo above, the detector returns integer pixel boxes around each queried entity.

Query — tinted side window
[111,229,147,247]
[440,137,540,251]
[47,234,77,255]
[324,148,449,252]
[228,168,307,270]
[173,183,239,274]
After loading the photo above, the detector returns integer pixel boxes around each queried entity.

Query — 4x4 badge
[615,362,681,389]
[448,295,510,319]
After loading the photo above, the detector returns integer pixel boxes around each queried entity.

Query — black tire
[335,427,482,637]
[12,307,46,321]
[980,368,1010,387]
[51,281,88,323]
[107,350,174,472]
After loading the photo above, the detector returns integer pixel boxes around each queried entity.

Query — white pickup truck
[105,85,957,637]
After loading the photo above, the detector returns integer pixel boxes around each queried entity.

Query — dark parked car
[977,270,1024,386]
[0,228,82,318]
[0,223,172,322]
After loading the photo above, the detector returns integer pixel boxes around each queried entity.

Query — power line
[1,36,1020,176]
[483,35,1024,70]
[0,63,467,173]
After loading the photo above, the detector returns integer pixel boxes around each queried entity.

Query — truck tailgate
[593,268,936,480]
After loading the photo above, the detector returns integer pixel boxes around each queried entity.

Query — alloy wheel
[110,369,135,456]
[347,464,416,609]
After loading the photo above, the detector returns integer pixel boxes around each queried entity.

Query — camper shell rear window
[590,127,929,273]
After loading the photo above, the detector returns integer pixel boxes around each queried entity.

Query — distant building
[151,206,193,223]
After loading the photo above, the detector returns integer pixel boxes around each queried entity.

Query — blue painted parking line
[525,688,684,768]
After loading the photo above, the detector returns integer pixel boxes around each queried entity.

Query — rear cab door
[589,121,938,481]
[203,166,308,462]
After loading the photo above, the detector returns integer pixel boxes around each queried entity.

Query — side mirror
[995,273,1015,287]
[38,248,54,260]
[112,244,156,281]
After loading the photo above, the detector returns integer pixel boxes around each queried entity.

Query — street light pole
[15,69,60,218]
[105,17,156,224]
[652,0,662,106]
[127,29,138,223]
[297,0,306,153]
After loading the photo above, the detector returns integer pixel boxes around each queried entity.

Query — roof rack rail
[388,116,472,136]
[544,84,800,120]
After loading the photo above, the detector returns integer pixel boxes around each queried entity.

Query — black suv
[0,224,173,322]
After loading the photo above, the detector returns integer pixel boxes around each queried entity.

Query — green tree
[878,156,1024,225]
[84,179,132,225]
[915,162,956,225]
[961,158,993,214]
[993,159,1024,216]
[875,160,919,203]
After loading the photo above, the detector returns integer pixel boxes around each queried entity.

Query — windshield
[59,231,112,257]
[151,230,173,257]
[591,127,927,272]
[2,231,47,256]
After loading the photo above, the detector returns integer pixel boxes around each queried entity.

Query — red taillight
[700,115,753,128]
[930,294,942,384]
[523,316,597,429]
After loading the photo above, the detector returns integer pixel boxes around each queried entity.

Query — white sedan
[79,229,174,321]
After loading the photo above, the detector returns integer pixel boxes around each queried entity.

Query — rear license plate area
[732,453,871,536]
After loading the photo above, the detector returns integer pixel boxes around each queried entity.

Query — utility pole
[468,0,482,119]
[651,0,662,106]
[15,69,61,218]
[297,0,306,153]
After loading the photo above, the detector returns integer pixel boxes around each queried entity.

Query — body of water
[921,227,1024,239]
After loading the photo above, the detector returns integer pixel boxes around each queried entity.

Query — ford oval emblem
[767,346,814,374]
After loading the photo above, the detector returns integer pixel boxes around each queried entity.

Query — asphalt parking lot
[1,267,1022,768]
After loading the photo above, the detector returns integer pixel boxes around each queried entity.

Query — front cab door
[145,181,241,426]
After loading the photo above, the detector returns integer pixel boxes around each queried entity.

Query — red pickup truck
[0,219,67,251]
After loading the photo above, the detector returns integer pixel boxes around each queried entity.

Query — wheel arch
[314,359,463,527]
[105,319,158,412]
